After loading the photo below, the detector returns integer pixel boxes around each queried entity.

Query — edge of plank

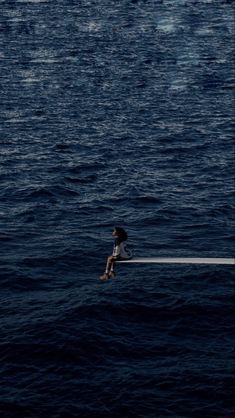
[117,257,235,265]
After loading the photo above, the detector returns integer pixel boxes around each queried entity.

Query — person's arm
[112,242,121,258]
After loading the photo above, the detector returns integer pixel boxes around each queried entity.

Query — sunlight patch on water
[157,20,176,34]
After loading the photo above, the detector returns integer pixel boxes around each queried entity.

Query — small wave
[53,185,78,197]
[0,233,13,242]
[131,196,162,204]
[20,185,79,199]
[0,267,48,291]
[54,143,71,151]
[65,175,97,184]
[29,188,55,199]
[67,163,105,175]
[2,186,56,202]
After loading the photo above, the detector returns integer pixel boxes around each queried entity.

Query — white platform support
[117,257,235,265]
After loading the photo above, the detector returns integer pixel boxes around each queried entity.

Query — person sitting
[100,227,132,281]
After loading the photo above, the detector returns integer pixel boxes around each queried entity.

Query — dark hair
[114,227,128,242]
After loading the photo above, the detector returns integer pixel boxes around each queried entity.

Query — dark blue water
[0,1,234,417]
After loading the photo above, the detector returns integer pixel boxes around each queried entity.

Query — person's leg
[109,257,116,277]
[100,256,114,280]
[106,255,114,273]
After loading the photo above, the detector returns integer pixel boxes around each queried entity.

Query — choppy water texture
[0,1,234,417]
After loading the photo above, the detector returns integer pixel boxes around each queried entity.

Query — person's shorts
[113,255,133,261]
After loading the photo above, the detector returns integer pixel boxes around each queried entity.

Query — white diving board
[117,257,235,265]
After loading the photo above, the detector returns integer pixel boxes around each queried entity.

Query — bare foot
[108,272,116,278]
[100,273,109,281]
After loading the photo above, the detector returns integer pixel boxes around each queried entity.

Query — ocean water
[0,1,234,417]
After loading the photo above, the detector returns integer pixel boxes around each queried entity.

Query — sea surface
[0,1,234,417]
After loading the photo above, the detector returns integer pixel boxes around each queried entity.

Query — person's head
[112,227,128,242]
